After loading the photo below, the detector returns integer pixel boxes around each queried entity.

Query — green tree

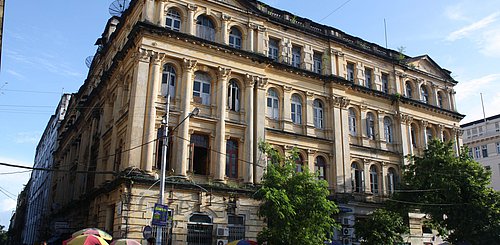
[255,142,339,245]
[395,139,500,244]
[0,225,8,244]
[354,208,408,245]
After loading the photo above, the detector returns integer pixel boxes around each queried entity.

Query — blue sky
[1,0,500,227]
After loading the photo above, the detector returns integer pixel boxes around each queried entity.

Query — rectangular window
[292,46,301,68]
[193,81,211,105]
[472,128,478,138]
[479,126,484,135]
[364,68,372,88]
[381,73,389,93]
[228,215,245,242]
[313,52,322,74]
[226,139,239,179]
[482,145,489,158]
[469,148,473,158]
[190,134,209,175]
[497,142,500,154]
[475,146,481,159]
[268,38,279,61]
[346,63,355,82]
[496,122,500,132]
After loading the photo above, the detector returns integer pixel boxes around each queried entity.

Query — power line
[0,162,117,175]
[386,198,467,206]
[319,0,355,22]
[0,186,16,200]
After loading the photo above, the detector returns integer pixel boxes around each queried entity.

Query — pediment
[406,55,450,79]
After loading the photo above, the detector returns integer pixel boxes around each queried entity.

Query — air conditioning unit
[342,227,353,237]
[216,226,229,237]
[341,215,354,226]
[217,239,228,245]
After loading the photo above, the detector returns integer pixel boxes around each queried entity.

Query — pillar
[421,120,429,149]
[215,67,231,181]
[157,0,169,26]
[253,78,268,183]
[333,96,351,193]
[175,59,197,176]
[142,0,155,23]
[126,49,151,169]
[380,163,387,196]
[247,23,256,52]
[244,74,256,183]
[187,4,197,35]
[221,14,231,45]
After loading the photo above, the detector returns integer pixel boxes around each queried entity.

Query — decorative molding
[187,3,197,11]
[420,120,429,128]
[245,74,258,88]
[136,48,151,63]
[222,13,231,21]
[151,52,167,65]
[182,58,198,71]
[217,66,232,79]
[257,78,268,88]
[283,85,292,92]
[306,91,314,98]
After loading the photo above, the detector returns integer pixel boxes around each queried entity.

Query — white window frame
[370,165,379,194]
[475,146,481,159]
[165,9,181,31]
[292,46,301,68]
[366,113,375,140]
[313,99,324,129]
[267,89,279,119]
[228,79,240,112]
[421,86,429,103]
[193,73,211,105]
[268,38,279,61]
[229,27,242,49]
[313,52,322,74]
[406,82,412,98]
[161,64,176,98]
[348,108,357,136]
[384,117,393,143]
[196,15,215,41]
[291,94,302,124]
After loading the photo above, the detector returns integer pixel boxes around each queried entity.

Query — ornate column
[253,78,268,183]
[452,128,462,155]
[142,0,155,23]
[378,110,386,148]
[157,0,169,26]
[244,74,256,183]
[332,96,351,193]
[255,25,267,54]
[380,162,387,196]
[215,67,231,181]
[187,4,198,35]
[247,23,257,52]
[363,159,370,193]
[142,51,166,172]
[394,71,405,95]
[437,124,444,141]
[305,91,315,135]
[450,89,457,111]
[221,14,231,45]
[126,49,151,169]
[175,59,197,176]
[282,85,292,131]
[398,113,410,157]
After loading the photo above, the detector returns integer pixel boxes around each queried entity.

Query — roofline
[460,114,500,128]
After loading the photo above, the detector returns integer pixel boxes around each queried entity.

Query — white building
[461,115,500,190]
[23,94,71,245]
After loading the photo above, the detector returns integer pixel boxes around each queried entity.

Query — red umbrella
[63,234,109,245]
[109,239,142,245]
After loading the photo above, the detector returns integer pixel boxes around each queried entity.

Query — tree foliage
[0,225,8,244]
[395,140,500,244]
[255,142,339,245]
[354,209,408,245]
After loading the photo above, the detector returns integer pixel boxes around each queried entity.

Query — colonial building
[22,94,71,244]
[461,114,500,191]
[46,0,463,244]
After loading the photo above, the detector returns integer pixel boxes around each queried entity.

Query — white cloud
[14,131,41,144]
[455,74,500,102]
[479,29,500,57]
[6,69,26,80]
[446,12,500,41]
[444,4,469,21]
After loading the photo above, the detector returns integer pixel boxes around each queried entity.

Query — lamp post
[156,87,199,245]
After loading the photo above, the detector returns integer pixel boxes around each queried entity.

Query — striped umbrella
[109,239,142,245]
[228,240,258,245]
[72,228,113,241]
[64,234,109,245]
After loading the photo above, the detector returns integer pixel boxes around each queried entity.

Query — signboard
[143,225,153,240]
[152,203,169,226]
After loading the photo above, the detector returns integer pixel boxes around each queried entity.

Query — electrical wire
[0,186,17,200]
[0,162,117,175]
[319,0,355,22]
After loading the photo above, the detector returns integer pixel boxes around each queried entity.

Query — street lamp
[156,86,199,245]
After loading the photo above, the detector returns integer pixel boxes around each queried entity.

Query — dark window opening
[191,134,209,175]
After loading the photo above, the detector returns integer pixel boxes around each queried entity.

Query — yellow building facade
[48,0,464,244]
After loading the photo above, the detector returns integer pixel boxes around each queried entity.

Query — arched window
[366,112,375,140]
[351,163,364,193]
[383,117,393,143]
[437,92,444,108]
[225,139,238,179]
[229,27,242,49]
[165,9,181,31]
[228,79,240,112]
[410,124,417,147]
[187,214,213,244]
[421,86,429,103]
[295,154,304,172]
[426,127,433,143]
[405,82,413,98]
[348,108,357,136]
[313,99,324,129]
[196,15,215,41]
[370,165,379,194]
[291,94,302,124]
[315,156,326,180]
[193,72,211,105]
[388,168,397,194]
[161,64,176,98]
[267,88,279,119]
